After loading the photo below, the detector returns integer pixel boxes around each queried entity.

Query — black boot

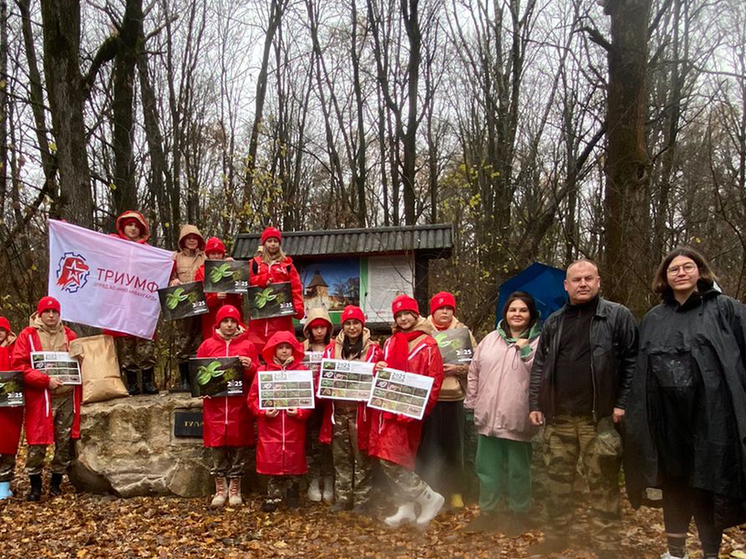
[170,362,192,393]
[286,482,300,509]
[49,473,63,496]
[142,368,158,395]
[125,370,141,396]
[26,474,42,502]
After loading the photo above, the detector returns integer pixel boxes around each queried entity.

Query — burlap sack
[68,335,129,404]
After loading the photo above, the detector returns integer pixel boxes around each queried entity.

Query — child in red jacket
[248,331,312,512]
[370,295,445,529]
[247,227,305,352]
[0,316,19,499]
[322,306,382,514]
[194,237,245,342]
[196,305,258,508]
[105,210,158,395]
[12,297,81,501]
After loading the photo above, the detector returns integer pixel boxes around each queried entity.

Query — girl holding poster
[302,307,335,504]
[12,297,81,501]
[321,305,381,514]
[369,295,445,529]
[105,210,157,395]
[248,331,312,512]
[247,227,305,352]
[0,316,19,499]
[194,237,244,342]
[195,305,258,508]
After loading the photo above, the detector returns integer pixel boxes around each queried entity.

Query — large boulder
[69,393,213,497]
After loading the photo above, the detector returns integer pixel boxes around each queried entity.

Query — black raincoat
[625,289,746,528]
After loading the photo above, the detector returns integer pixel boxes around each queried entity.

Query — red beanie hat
[37,296,61,315]
[261,227,282,245]
[341,305,366,325]
[392,294,419,317]
[215,305,244,329]
[205,237,226,255]
[430,291,456,314]
[307,318,330,330]
[0,316,11,333]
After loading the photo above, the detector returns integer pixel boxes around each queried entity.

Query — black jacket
[528,297,638,421]
[625,290,746,527]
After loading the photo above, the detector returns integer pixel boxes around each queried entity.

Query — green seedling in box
[166,287,188,310]
[209,263,235,284]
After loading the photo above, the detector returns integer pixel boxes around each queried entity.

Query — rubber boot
[26,474,42,502]
[228,478,242,507]
[384,502,416,528]
[125,370,141,396]
[141,368,158,395]
[49,473,63,496]
[322,475,334,504]
[0,481,12,500]
[210,477,227,508]
[286,481,300,509]
[415,486,445,529]
[307,477,322,502]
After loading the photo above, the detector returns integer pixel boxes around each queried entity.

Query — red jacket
[196,329,258,448]
[0,332,23,455]
[246,255,305,351]
[12,324,81,446]
[194,264,245,342]
[247,332,312,475]
[368,331,444,470]
[318,331,382,451]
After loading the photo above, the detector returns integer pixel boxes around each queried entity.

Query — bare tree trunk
[111,0,143,219]
[400,0,420,225]
[602,0,653,312]
[350,0,367,226]
[40,0,93,227]
[0,1,7,218]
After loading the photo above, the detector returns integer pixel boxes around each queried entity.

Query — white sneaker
[384,502,416,528]
[414,486,445,529]
[307,477,322,502]
[228,478,243,507]
[660,552,689,559]
[322,475,334,504]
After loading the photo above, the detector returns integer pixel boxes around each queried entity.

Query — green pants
[26,393,75,476]
[332,404,372,506]
[476,435,532,513]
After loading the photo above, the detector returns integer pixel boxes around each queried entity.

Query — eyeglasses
[667,262,698,276]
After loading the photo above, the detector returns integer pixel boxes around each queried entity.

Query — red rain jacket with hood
[248,331,313,475]
[0,317,21,455]
[247,254,305,351]
[12,318,81,446]
[367,318,444,469]
[196,326,258,448]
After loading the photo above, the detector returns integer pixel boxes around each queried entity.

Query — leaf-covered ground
[2,477,746,559]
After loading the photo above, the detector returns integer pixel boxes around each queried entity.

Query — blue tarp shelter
[496,263,567,327]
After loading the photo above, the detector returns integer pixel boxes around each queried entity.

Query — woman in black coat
[625,247,746,559]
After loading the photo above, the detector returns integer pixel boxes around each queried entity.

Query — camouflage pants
[307,407,334,478]
[174,316,202,364]
[379,459,429,501]
[267,475,301,500]
[115,335,156,372]
[332,404,372,505]
[543,415,622,549]
[0,453,15,482]
[26,393,75,476]
[210,446,248,478]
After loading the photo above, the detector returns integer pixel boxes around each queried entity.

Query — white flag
[48,219,173,339]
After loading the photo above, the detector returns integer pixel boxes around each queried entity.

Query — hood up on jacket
[262,330,305,365]
[303,307,333,343]
[115,210,150,243]
[178,224,206,251]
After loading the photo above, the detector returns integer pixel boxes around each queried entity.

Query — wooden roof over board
[232,224,453,260]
